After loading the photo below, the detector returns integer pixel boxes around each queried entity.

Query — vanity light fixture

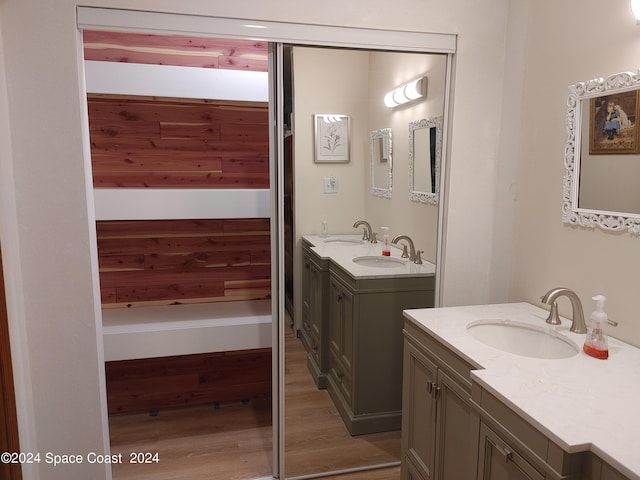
[384,76,428,108]
[632,0,640,23]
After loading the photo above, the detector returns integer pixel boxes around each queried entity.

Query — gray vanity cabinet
[401,320,476,480]
[327,265,434,436]
[402,315,633,480]
[300,241,330,388]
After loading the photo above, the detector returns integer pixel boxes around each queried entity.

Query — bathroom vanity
[301,234,435,435]
[401,303,639,480]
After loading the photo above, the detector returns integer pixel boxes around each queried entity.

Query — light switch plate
[323,176,338,194]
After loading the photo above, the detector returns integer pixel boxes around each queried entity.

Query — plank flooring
[108,327,400,480]
[284,330,401,478]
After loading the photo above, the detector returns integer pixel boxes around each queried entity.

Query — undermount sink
[323,238,363,245]
[352,255,407,268]
[467,319,580,359]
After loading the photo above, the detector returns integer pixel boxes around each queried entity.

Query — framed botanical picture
[589,90,640,154]
[314,114,350,163]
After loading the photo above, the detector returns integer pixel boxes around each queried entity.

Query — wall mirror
[409,116,442,204]
[285,45,450,479]
[371,128,393,198]
[564,70,640,233]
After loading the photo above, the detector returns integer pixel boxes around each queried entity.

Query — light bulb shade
[404,78,424,100]
[392,88,409,105]
[384,91,397,108]
[633,0,640,21]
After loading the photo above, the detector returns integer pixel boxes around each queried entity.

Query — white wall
[291,47,369,330]
[292,47,369,238]
[0,1,512,479]
[365,51,447,263]
[509,0,640,347]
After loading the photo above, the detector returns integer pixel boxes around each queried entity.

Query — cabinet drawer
[309,331,321,364]
[478,422,544,480]
[329,351,353,405]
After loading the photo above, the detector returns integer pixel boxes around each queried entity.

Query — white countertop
[403,302,640,479]
[303,234,435,279]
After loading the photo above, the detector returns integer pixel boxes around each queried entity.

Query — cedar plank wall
[83,30,268,71]
[90,96,271,307]
[105,349,272,414]
[88,95,269,189]
[97,219,271,307]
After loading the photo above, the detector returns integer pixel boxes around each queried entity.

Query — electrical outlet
[323,176,338,194]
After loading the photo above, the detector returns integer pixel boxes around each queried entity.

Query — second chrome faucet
[391,234,423,264]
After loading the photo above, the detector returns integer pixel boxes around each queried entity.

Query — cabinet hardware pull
[495,444,513,463]
[427,381,438,395]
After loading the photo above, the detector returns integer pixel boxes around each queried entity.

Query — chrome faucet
[391,234,417,262]
[353,220,375,243]
[540,287,587,334]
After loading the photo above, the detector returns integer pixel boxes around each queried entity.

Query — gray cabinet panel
[301,241,330,388]
[401,322,475,480]
[402,340,438,480]
[326,266,434,435]
[436,370,475,480]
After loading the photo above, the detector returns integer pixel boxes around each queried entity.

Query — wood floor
[108,328,400,480]
[284,330,401,478]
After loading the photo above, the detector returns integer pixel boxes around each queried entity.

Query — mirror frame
[564,70,640,233]
[409,116,442,204]
[370,127,393,198]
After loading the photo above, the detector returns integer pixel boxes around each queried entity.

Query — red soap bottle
[583,295,609,360]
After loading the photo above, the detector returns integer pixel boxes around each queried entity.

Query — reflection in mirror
[564,70,640,233]
[286,44,450,479]
[371,128,393,198]
[409,116,442,204]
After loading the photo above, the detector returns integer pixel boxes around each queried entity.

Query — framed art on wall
[314,114,350,163]
[589,90,640,154]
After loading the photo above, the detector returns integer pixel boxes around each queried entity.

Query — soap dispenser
[381,227,390,256]
[583,295,609,360]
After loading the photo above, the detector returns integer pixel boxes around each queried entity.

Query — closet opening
[82,30,274,479]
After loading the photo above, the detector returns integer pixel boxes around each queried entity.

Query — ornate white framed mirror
[564,70,640,233]
[409,116,442,204]
[370,127,393,198]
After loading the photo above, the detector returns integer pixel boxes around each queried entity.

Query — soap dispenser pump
[583,295,609,360]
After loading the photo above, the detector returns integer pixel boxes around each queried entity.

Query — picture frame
[314,114,350,163]
[589,90,640,154]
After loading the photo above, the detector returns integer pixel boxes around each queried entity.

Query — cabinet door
[300,253,312,345]
[477,423,544,480]
[328,276,353,374]
[401,340,438,480]
[405,456,428,480]
[434,370,474,480]
[309,263,324,340]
